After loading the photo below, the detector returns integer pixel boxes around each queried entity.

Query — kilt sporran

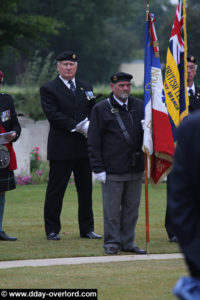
[0,145,10,169]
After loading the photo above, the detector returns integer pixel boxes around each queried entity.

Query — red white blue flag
[143,13,174,184]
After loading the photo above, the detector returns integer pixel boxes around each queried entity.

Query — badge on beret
[191,56,195,62]
[110,72,133,83]
[113,75,118,82]
[72,54,76,60]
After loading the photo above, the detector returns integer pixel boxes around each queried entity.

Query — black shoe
[169,236,178,243]
[105,247,118,255]
[46,232,60,240]
[122,246,146,254]
[0,231,17,241]
[81,231,102,239]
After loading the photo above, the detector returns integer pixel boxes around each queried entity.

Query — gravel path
[0,253,183,269]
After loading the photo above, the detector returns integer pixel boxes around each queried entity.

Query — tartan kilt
[0,167,16,191]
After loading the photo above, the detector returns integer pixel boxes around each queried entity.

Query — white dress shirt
[187,83,195,96]
[113,95,128,110]
[59,75,76,89]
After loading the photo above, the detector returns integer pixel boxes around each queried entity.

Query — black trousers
[44,158,94,236]
[165,174,176,239]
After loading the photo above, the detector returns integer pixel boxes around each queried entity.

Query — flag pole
[144,154,150,254]
[145,0,150,255]
[146,0,149,20]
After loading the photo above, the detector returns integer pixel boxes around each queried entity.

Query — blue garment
[173,276,200,300]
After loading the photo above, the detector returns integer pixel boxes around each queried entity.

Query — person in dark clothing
[187,54,200,113]
[165,54,200,243]
[40,51,101,240]
[168,110,200,299]
[87,72,146,255]
[0,70,21,241]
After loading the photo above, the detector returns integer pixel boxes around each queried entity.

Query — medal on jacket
[1,109,11,122]
[85,91,94,101]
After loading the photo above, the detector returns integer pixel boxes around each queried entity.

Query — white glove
[93,171,106,184]
[75,117,89,137]
[141,119,145,130]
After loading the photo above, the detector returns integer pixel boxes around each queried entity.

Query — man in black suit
[40,50,101,240]
[187,54,200,112]
[168,111,200,297]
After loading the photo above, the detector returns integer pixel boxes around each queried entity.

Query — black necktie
[68,80,76,95]
[123,104,127,111]
[189,89,194,96]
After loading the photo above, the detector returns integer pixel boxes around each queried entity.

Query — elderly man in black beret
[40,50,101,240]
[187,55,200,112]
[87,72,146,255]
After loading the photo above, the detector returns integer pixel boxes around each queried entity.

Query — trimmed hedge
[3,86,144,121]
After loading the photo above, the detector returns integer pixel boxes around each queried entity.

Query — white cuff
[93,171,106,183]
[141,119,145,130]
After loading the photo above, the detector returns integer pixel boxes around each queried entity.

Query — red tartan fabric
[0,124,17,170]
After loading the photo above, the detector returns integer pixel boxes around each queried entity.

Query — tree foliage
[0,0,62,53]
[0,0,63,83]
[1,0,200,85]
[0,0,138,84]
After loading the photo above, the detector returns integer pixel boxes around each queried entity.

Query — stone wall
[13,117,49,175]
[120,60,144,87]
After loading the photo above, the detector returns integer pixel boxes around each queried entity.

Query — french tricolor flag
[143,13,174,184]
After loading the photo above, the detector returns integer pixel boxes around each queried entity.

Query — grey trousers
[102,173,143,250]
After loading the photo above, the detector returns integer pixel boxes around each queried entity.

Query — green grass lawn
[1,182,180,260]
[0,182,188,298]
[0,260,188,299]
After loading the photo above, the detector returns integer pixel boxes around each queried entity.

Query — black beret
[187,55,196,64]
[110,72,133,83]
[56,51,77,62]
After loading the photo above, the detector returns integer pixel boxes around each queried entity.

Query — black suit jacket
[87,94,144,174]
[40,76,94,160]
[189,84,200,112]
[168,110,200,277]
[0,93,21,141]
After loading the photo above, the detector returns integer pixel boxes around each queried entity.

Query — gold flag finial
[146,0,150,21]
